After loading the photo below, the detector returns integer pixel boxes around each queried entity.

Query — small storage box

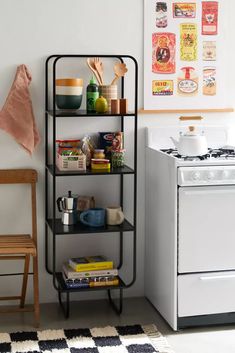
[56,153,86,171]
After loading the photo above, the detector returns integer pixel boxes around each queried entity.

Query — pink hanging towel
[0,65,40,154]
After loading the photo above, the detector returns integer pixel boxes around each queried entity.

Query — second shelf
[46,218,135,235]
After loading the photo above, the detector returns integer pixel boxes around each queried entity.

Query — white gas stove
[145,126,235,330]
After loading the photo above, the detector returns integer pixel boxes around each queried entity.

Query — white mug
[106,207,124,225]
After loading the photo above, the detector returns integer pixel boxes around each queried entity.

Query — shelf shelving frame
[45,54,138,318]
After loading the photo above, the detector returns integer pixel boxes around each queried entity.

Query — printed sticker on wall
[156,2,167,28]
[202,1,218,35]
[203,41,216,61]
[152,80,174,96]
[173,3,196,18]
[177,67,198,96]
[203,67,216,95]
[152,33,176,74]
[180,23,197,61]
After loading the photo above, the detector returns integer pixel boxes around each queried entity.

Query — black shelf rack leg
[58,291,70,319]
[108,288,123,315]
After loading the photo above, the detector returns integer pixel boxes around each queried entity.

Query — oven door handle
[200,274,235,281]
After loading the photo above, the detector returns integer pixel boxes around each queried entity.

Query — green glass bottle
[86,77,99,113]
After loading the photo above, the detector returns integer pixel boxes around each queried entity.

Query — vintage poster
[177,67,198,96]
[180,23,197,61]
[202,1,218,35]
[203,41,216,61]
[173,3,196,18]
[152,32,176,74]
[156,2,167,28]
[144,0,229,110]
[203,67,216,95]
[152,80,174,95]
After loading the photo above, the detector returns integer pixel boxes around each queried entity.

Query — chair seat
[0,235,36,256]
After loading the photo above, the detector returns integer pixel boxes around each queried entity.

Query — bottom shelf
[55,272,126,292]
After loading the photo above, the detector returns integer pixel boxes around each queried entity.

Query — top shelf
[46,110,136,118]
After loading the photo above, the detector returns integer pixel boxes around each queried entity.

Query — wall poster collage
[144,0,231,111]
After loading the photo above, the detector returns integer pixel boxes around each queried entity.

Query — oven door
[178,186,235,273]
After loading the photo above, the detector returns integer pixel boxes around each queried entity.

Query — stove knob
[192,171,200,181]
[207,171,215,180]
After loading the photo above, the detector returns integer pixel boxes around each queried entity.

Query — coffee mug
[80,208,105,227]
[106,207,125,225]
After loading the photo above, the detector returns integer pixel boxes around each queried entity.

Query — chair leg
[33,255,40,327]
[20,255,30,308]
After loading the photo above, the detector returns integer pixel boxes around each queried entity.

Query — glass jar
[111,149,125,168]
[93,149,105,159]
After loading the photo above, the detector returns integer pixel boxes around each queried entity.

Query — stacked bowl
[56,78,83,110]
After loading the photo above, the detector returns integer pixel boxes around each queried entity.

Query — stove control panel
[178,166,235,186]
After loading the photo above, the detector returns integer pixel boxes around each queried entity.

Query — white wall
[0,0,234,304]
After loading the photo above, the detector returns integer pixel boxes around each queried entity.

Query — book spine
[62,272,119,288]
[64,279,119,289]
[63,267,118,279]
[65,282,90,289]
[90,279,119,287]
[69,260,113,272]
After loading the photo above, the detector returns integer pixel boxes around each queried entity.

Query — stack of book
[62,255,119,289]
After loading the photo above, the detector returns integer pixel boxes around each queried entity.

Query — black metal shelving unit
[45,54,138,318]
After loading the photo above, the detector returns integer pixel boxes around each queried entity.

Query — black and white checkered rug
[0,324,174,353]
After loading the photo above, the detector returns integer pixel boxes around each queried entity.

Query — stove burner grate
[161,148,235,161]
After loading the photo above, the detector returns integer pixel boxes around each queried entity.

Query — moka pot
[57,190,78,225]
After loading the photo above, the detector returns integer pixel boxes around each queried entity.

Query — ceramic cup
[56,78,83,110]
[99,85,118,112]
[106,206,125,225]
[80,208,105,227]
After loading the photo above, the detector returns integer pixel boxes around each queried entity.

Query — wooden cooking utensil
[86,58,102,85]
[111,63,128,85]
[94,57,104,85]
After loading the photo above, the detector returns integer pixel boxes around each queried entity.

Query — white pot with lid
[170,116,208,156]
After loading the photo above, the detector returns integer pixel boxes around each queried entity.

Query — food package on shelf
[91,159,111,171]
[99,132,123,158]
[81,135,96,167]
[56,139,86,171]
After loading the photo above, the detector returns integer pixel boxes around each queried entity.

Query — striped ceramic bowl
[56,78,83,110]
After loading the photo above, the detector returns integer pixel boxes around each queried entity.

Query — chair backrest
[0,169,38,242]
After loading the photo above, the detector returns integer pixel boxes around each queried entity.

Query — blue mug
[80,208,105,227]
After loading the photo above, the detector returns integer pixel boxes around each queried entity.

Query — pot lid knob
[189,126,195,132]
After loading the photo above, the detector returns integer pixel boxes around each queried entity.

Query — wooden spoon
[86,58,102,85]
[94,57,104,85]
[111,63,128,85]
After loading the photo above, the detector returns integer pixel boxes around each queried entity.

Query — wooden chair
[0,169,39,327]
